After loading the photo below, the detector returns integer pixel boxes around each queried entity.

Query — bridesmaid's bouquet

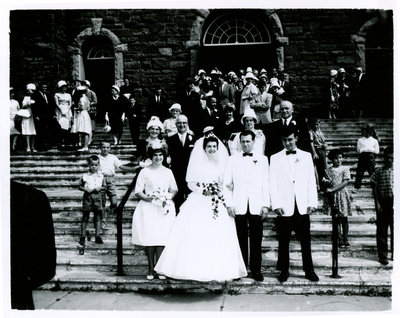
[201,182,226,219]
[150,188,173,215]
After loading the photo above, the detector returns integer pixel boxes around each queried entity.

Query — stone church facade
[9,8,393,117]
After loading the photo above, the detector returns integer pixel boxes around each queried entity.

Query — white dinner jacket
[269,148,318,216]
[223,153,270,215]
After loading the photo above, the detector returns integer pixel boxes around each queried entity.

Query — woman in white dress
[73,86,92,152]
[132,141,178,280]
[54,80,72,147]
[154,135,247,282]
[21,83,37,152]
[10,87,21,151]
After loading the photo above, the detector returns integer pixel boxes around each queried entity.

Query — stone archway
[351,10,392,71]
[185,9,288,74]
[68,18,128,82]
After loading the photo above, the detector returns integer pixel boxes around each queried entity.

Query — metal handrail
[114,168,140,276]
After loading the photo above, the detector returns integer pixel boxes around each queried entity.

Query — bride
[154,134,247,282]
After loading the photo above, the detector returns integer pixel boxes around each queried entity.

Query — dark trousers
[355,152,376,189]
[235,208,263,274]
[376,197,394,261]
[276,204,314,273]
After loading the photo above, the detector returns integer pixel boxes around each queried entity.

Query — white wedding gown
[154,156,247,282]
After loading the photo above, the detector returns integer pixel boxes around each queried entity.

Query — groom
[223,130,270,281]
[269,124,319,283]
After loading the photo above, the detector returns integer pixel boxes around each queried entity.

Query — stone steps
[9,118,393,295]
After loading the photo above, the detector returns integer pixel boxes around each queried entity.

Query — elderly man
[166,114,196,210]
[264,100,310,158]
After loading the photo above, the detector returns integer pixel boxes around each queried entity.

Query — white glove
[121,113,125,121]
[105,113,109,122]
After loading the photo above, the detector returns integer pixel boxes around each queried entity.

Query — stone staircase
[9,118,393,296]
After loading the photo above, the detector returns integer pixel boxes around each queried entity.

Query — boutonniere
[291,120,296,125]
[253,159,258,165]
[295,157,300,164]
[188,134,193,141]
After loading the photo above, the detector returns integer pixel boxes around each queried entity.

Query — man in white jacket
[269,124,319,283]
[224,130,270,281]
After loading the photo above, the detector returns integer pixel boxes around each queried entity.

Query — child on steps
[78,155,105,246]
[325,149,352,247]
[98,141,123,230]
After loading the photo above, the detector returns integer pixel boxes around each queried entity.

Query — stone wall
[10,9,391,117]
[276,9,371,116]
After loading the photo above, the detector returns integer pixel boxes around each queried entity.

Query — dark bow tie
[243,153,253,157]
[286,150,297,155]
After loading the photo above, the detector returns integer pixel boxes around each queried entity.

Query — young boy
[78,155,105,246]
[371,146,394,265]
[98,141,122,229]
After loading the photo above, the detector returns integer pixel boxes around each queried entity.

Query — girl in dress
[73,86,92,152]
[154,135,247,282]
[325,149,352,247]
[10,87,21,151]
[21,83,37,152]
[132,141,178,280]
[54,80,72,147]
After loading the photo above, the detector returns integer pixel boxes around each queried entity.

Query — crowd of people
[328,66,369,119]
[10,66,393,283]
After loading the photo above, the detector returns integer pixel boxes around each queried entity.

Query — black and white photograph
[1,0,398,317]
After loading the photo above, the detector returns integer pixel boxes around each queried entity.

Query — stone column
[351,34,366,71]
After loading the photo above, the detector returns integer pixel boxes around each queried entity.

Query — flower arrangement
[201,182,226,219]
[150,188,173,214]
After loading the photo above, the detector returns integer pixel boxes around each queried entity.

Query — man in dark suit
[166,115,196,210]
[179,77,202,127]
[215,74,235,109]
[146,86,169,121]
[10,181,57,309]
[264,100,311,158]
[31,83,51,151]
[197,96,221,134]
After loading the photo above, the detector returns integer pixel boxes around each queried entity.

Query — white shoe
[77,147,89,152]
[158,275,166,280]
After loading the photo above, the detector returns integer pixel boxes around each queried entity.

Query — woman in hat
[105,84,129,145]
[72,85,92,152]
[329,69,340,119]
[21,83,37,152]
[10,87,21,151]
[229,108,266,156]
[54,80,73,147]
[240,72,260,115]
[135,116,168,167]
[132,140,178,280]
[163,103,182,137]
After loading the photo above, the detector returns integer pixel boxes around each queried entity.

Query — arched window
[87,44,114,60]
[203,13,271,46]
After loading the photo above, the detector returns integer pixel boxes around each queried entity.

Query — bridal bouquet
[150,188,173,215]
[201,182,226,219]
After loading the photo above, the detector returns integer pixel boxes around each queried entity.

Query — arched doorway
[200,11,275,73]
[351,11,393,117]
[82,36,115,119]
[69,18,128,121]
[364,13,393,117]
[186,9,287,75]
